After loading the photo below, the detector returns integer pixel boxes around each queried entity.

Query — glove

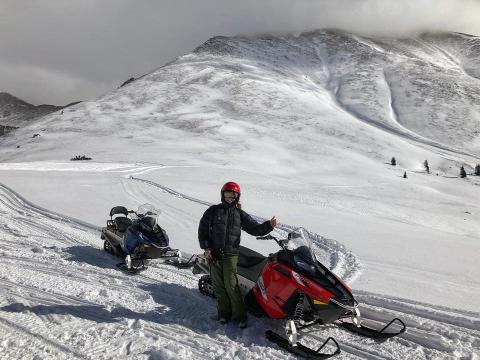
[204,248,213,260]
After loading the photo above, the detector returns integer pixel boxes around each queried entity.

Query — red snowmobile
[193,228,405,358]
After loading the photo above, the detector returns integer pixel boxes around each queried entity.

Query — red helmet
[221,181,241,194]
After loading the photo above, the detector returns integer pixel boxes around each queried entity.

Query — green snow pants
[209,255,246,321]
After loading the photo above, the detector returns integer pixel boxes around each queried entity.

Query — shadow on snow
[1,282,281,352]
[64,245,119,270]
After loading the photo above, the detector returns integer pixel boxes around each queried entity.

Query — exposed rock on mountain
[0,92,65,128]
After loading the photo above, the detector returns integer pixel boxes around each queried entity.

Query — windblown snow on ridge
[2,30,480,173]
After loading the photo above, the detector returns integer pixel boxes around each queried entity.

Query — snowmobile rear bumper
[102,228,125,257]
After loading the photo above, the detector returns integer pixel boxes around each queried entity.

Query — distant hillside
[192,30,480,153]
[0,92,65,128]
[0,30,479,173]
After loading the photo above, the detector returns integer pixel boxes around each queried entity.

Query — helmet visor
[224,191,238,199]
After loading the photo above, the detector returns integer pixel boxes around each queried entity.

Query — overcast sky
[1,0,479,105]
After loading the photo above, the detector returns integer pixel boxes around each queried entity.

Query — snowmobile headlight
[293,255,316,275]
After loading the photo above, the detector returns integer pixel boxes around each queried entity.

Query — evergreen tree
[475,164,480,176]
[391,157,396,166]
[403,171,407,179]
[424,160,430,174]
[460,166,467,178]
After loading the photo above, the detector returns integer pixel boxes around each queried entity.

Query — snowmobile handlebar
[127,210,156,217]
[256,235,276,240]
[256,234,288,249]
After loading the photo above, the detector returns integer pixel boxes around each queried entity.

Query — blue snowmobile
[100,203,187,274]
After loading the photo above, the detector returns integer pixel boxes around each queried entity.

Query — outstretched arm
[241,210,276,236]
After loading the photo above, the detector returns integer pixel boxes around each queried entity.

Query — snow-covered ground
[0,30,479,358]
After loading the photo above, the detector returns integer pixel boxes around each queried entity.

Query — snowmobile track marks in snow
[0,181,479,359]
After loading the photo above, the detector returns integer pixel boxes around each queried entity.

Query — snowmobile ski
[338,317,406,339]
[115,262,147,275]
[163,254,197,268]
[266,330,340,359]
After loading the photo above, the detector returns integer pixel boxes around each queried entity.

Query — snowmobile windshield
[137,203,159,217]
[286,228,317,274]
[136,204,161,231]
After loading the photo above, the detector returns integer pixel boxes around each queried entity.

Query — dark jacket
[198,203,273,256]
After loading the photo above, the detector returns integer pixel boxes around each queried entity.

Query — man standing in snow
[198,181,277,328]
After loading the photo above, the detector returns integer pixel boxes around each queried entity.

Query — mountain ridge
[0,92,66,128]
[1,30,479,174]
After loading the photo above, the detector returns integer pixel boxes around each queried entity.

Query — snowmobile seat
[114,217,132,232]
[238,246,268,282]
[108,206,132,232]
[238,245,266,267]
[238,257,269,282]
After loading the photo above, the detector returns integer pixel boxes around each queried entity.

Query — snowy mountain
[0,30,479,359]
[2,31,480,169]
[0,92,66,129]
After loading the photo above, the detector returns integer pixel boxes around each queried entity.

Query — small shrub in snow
[70,155,92,161]
[460,166,467,178]
[391,157,396,166]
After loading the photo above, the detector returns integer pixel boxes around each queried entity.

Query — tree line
[390,157,479,178]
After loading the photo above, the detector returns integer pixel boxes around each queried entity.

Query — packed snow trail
[0,182,294,360]
[0,182,479,359]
